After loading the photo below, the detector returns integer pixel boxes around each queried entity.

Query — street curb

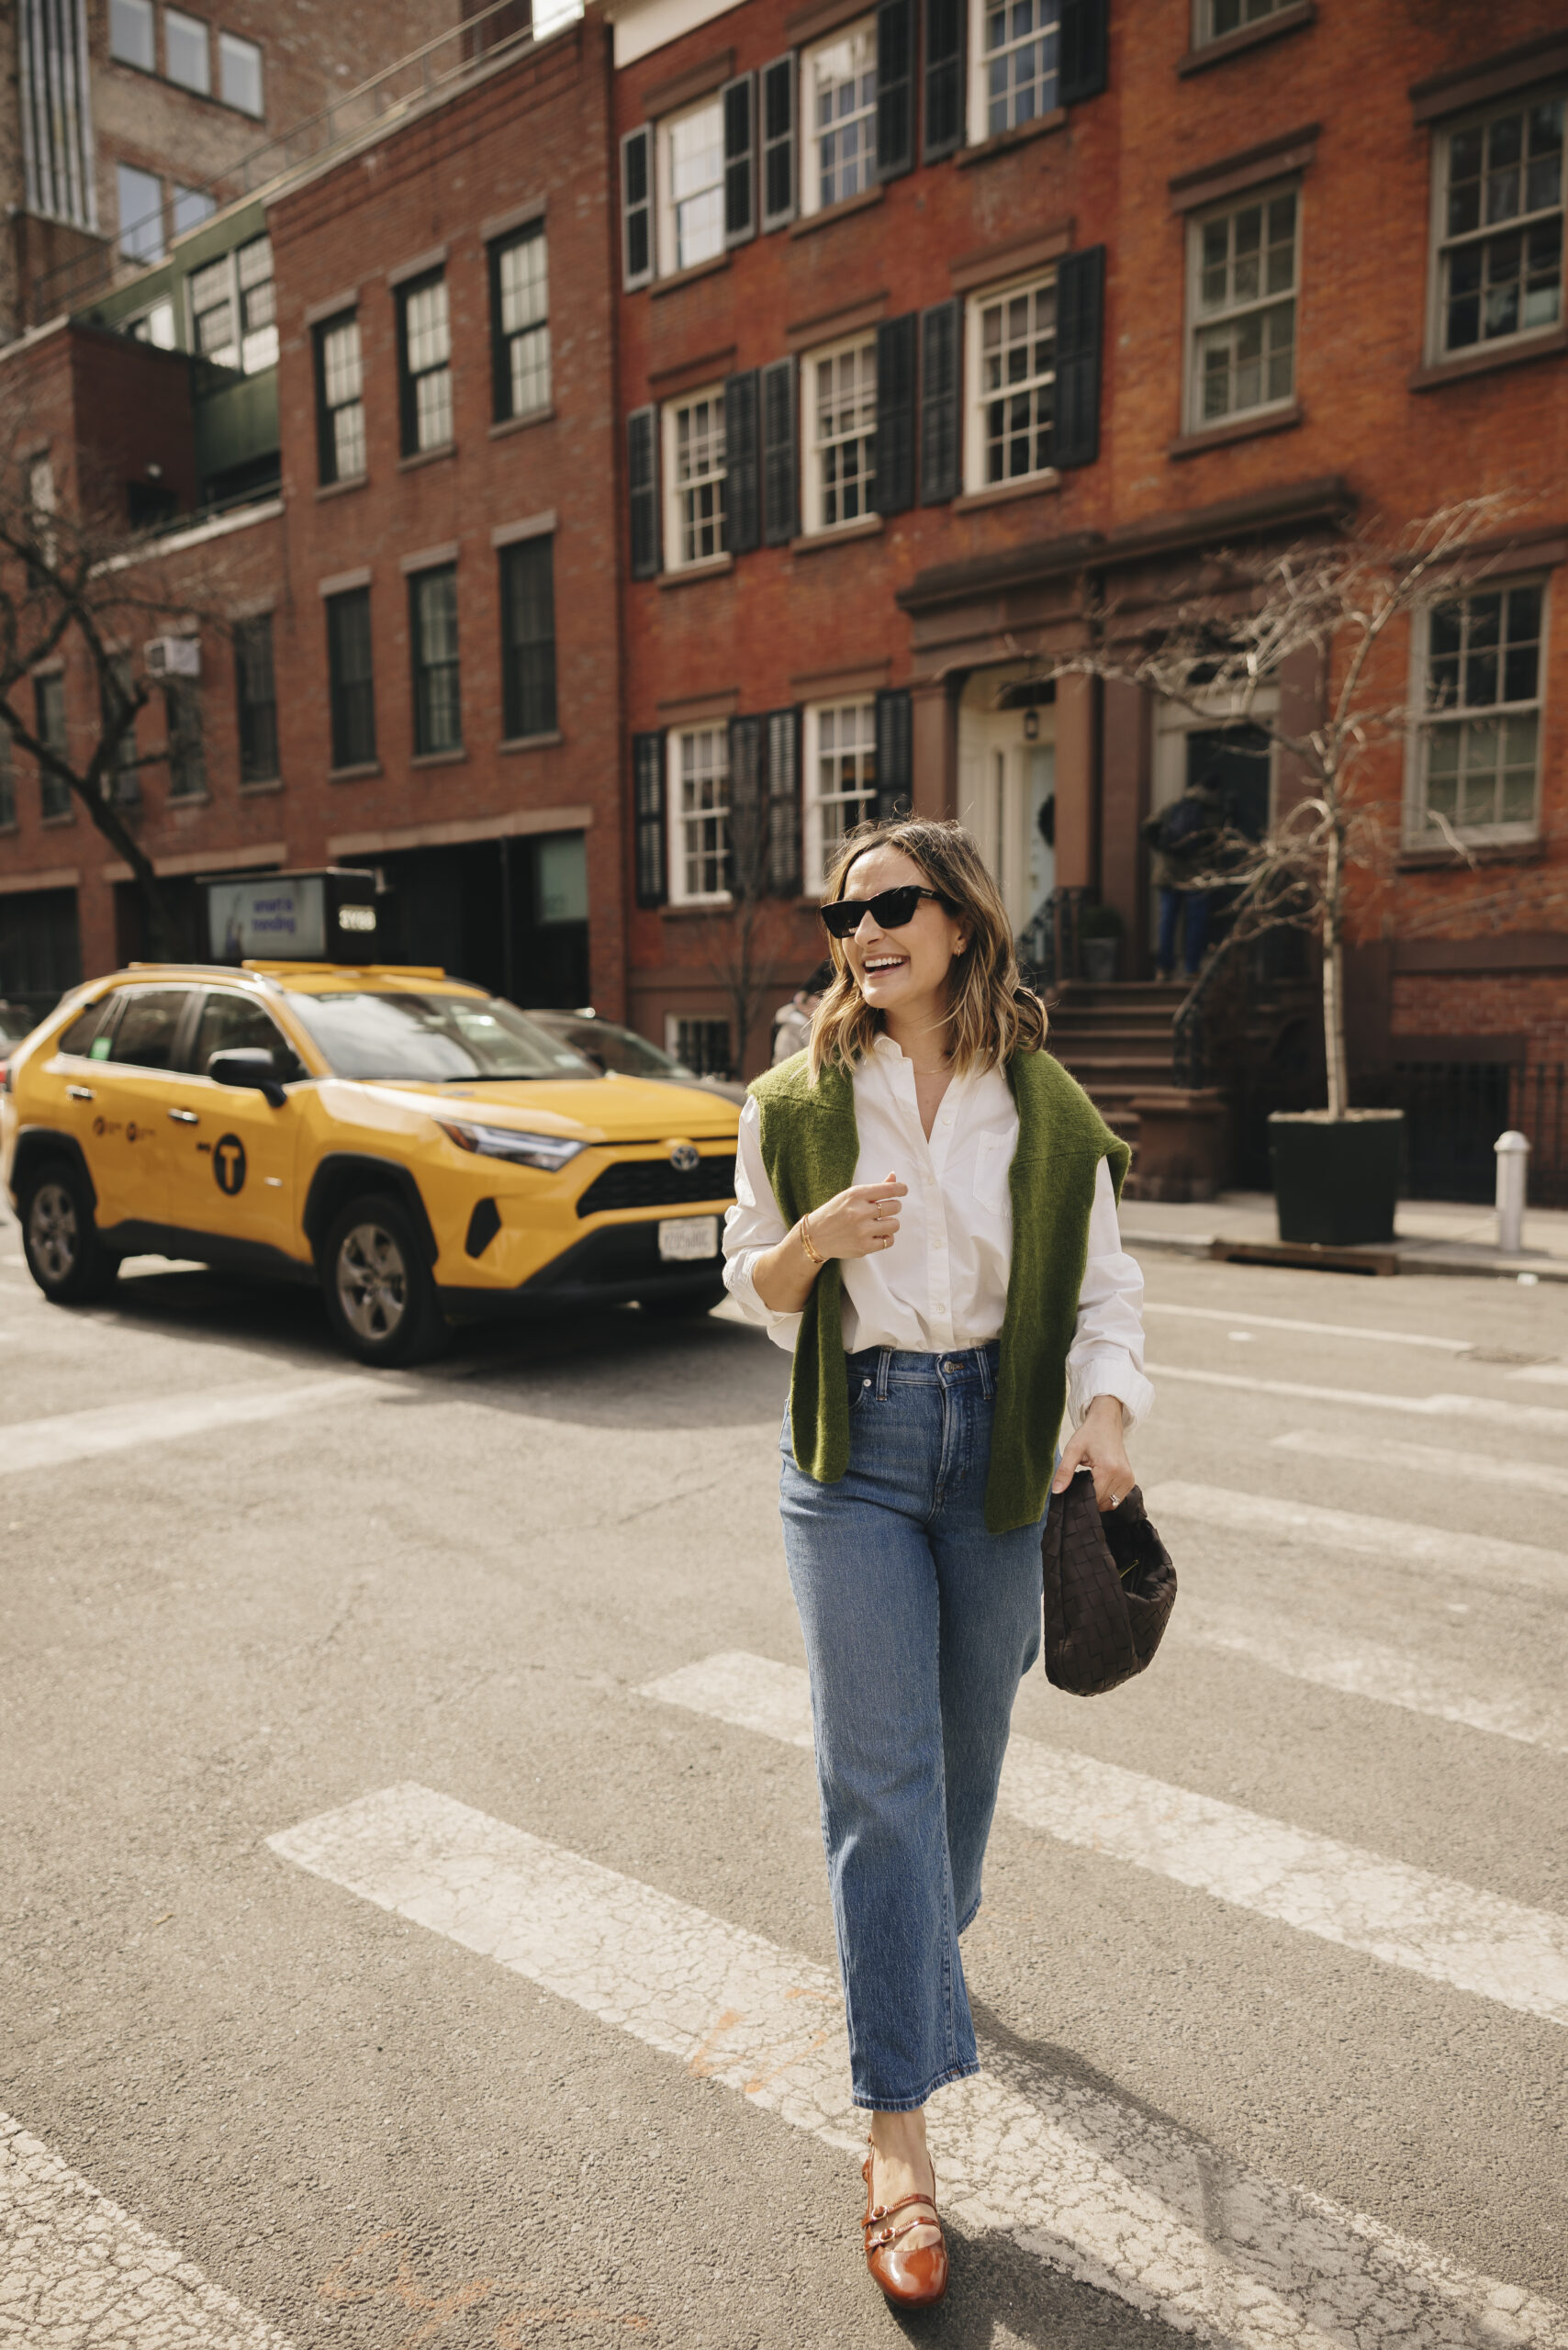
[1122,1227,1568,1283]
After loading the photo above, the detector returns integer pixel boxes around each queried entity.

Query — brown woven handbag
[1041,1468,1177,1696]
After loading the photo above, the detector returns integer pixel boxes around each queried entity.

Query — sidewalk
[1120,1192,1568,1282]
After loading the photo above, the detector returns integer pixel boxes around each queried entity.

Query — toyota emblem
[669,1140,700,1174]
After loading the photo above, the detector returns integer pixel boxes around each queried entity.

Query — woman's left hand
[1052,1393,1135,1513]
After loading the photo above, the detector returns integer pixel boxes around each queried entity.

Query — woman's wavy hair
[809,816,1047,1079]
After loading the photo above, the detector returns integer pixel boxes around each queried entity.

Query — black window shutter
[761,356,798,545]
[622,126,654,288]
[919,298,961,503]
[728,714,767,896]
[487,241,508,423]
[761,52,797,229]
[874,688,913,818]
[724,371,760,554]
[1058,0,1107,105]
[722,73,756,245]
[628,405,661,577]
[633,730,667,907]
[1053,245,1104,470]
[923,0,966,161]
[873,313,918,516]
[876,0,914,181]
[765,707,801,895]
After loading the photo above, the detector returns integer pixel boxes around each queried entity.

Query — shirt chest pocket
[972,1131,1015,1223]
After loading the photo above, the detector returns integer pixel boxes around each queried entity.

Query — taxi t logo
[213,1134,247,1195]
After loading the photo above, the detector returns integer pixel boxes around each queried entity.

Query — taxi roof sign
[201,867,377,965]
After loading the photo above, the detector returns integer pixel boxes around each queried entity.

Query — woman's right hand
[806,1172,907,1261]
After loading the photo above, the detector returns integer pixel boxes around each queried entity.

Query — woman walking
[722,818,1151,2307]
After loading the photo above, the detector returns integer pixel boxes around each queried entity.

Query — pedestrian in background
[723,818,1150,2310]
[771,960,834,1063]
[1142,769,1227,981]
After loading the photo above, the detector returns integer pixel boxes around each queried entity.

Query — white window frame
[218,29,264,117]
[804,699,878,890]
[968,0,1060,148]
[964,269,1058,493]
[164,6,210,94]
[494,221,550,419]
[800,19,878,217]
[1192,0,1291,47]
[661,387,728,571]
[657,93,726,275]
[667,724,732,905]
[1405,576,1549,846]
[1184,180,1301,434]
[186,236,275,375]
[1425,89,1565,367]
[802,332,877,535]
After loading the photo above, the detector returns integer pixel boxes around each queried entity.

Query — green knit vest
[750,1047,1130,1534]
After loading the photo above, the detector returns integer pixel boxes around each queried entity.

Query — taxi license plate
[658,1215,719,1262]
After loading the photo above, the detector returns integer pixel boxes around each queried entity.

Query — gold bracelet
[798,1213,823,1268]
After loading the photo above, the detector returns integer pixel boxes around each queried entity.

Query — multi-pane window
[492,224,550,420]
[499,539,556,741]
[808,339,877,530]
[971,274,1057,484]
[326,587,375,769]
[187,240,274,374]
[409,567,462,755]
[805,25,877,211]
[109,0,154,70]
[1419,583,1545,837]
[398,274,453,454]
[103,657,140,805]
[234,616,277,783]
[1197,0,1288,40]
[667,1016,732,1077]
[807,701,877,887]
[316,313,365,483]
[1189,187,1298,426]
[219,31,263,116]
[165,8,209,93]
[35,674,71,819]
[664,392,727,566]
[117,163,164,262]
[1437,98,1563,356]
[189,255,234,362]
[671,725,731,901]
[235,238,276,369]
[163,680,206,800]
[981,0,1059,139]
[662,98,725,272]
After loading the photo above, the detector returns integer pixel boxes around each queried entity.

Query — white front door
[958,709,1056,938]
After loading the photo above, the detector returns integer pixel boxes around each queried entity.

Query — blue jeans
[1157,885,1209,977]
[778,1343,1045,2110]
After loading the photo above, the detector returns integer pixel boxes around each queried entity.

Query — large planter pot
[1269,1109,1405,1247]
[1081,936,1120,984]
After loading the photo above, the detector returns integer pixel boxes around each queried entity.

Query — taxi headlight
[437,1120,586,1172]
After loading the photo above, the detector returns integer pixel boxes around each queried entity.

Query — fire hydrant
[1495,1129,1529,1256]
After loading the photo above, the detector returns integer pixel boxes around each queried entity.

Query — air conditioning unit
[145,634,200,678]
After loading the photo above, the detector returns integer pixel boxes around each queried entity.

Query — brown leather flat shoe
[859,2143,949,2306]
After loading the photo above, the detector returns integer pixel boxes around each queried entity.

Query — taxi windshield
[283,990,600,1082]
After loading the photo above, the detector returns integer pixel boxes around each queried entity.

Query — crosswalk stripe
[1175,1598,1567,1752]
[1144,1481,1568,1596]
[270,1783,1567,2350]
[1272,1427,1568,1500]
[1510,1360,1568,1385]
[643,1654,1568,2028]
[1146,1302,1473,1352]
[0,2109,296,2349]
[0,1377,379,1478]
[1148,1361,1568,1431]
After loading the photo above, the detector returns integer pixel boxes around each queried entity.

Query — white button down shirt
[722,1037,1153,1430]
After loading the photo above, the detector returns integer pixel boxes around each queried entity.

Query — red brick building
[610,0,1568,1178]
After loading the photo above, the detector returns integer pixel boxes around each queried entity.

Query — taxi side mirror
[208,1047,287,1109]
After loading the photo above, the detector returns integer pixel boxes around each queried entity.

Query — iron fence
[1389,1060,1567,1207]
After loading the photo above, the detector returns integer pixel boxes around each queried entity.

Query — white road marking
[0,1378,380,1479]
[1148,1361,1568,1431]
[1509,1360,1568,1385]
[1174,1598,1567,1752]
[1144,1481,1568,1597]
[1146,1302,1472,1352]
[1273,1427,1568,1500]
[644,1654,1568,2028]
[270,1783,1567,2350]
[0,2109,296,2348]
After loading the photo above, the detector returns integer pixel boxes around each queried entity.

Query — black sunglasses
[820,885,951,940]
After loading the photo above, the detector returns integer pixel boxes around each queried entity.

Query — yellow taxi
[1,962,740,1364]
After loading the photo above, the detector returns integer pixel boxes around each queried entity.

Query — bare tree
[0,388,236,958]
[1064,495,1519,1118]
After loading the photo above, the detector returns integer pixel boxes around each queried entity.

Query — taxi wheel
[321,1194,449,1367]
[19,1159,120,1304]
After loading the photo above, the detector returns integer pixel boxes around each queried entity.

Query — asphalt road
[2,1214,1566,2350]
